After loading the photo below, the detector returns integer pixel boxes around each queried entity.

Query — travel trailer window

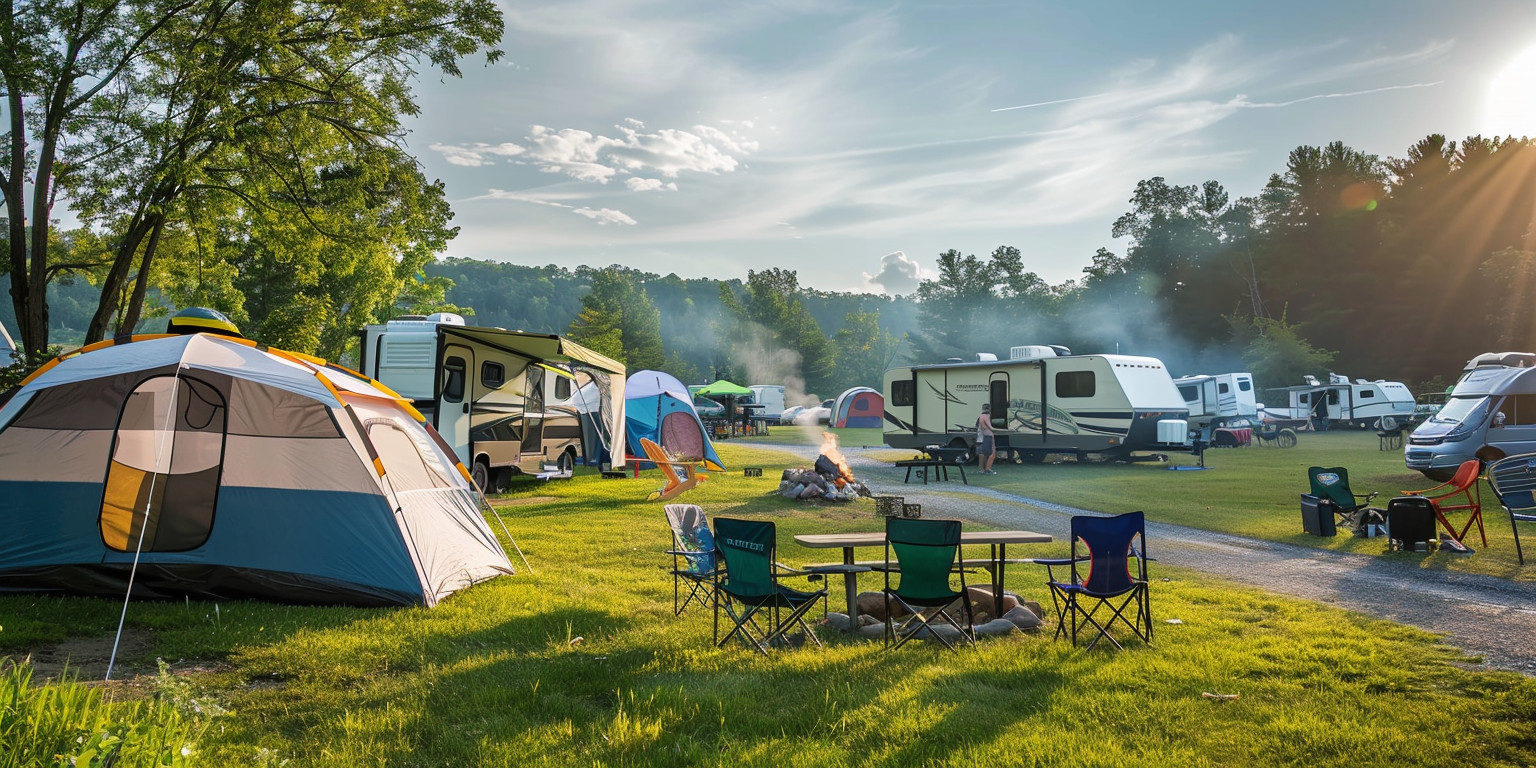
[1327,390,1340,405]
[442,356,466,402]
[554,376,572,400]
[1360,389,1376,399]
[481,361,505,390]
[1219,383,1229,394]
[1056,371,1095,398]
[1299,393,1310,404]
[100,375,226,553]
[1239,379,1252,391]
[1179,385,1197,402]
[891,380,914,406]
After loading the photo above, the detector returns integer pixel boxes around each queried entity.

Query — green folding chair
[883,517,974,651]
[712,517,827,654]
[1307,466,1379,527]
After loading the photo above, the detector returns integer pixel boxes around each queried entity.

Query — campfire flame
[819,431,854,481]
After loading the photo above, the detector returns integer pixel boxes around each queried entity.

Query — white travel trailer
[882,346,1190,461]
[359,313,626,491]
[1173,373,1258,429]
[1407,351,1536,480]
[1262,373,1415,429]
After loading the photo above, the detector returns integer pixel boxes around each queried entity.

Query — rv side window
[1055,371,1095,398]
[1359,389,1375,399]
[1218,383,1230,394]
[554,376,572,400]
[1299,393,1310,404]
[891,380,915,406]
[1179,385,1197,402]
[442,357,466,403]
[481,361,505,390]
[1327,390,1340,405]
[1513,394,1536,425]
[1238,380,1252,391]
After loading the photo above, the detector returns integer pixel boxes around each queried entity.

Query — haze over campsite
[3,2,1536,766]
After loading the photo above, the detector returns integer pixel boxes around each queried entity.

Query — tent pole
[107,355,188,681]
[479,490,532,574]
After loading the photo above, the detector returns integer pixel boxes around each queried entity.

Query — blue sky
[407,0,1536,294]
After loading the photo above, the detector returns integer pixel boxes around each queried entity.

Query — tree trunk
[119,216,166,335]
[85,211,155,344]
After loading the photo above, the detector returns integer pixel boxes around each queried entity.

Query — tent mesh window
[100,375,227,552]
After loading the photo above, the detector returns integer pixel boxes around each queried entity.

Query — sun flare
[1486,42,1536,137]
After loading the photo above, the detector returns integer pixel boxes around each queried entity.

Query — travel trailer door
[438,344,473,465]
[988,372,1009,429]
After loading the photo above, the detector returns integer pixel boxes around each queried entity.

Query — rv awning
[438,327,624,374]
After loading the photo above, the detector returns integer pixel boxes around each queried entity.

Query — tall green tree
[829,310,900,392]
[718,268,834,394]
[567,267,666,370]
[2,0,502,357]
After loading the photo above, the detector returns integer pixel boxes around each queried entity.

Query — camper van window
[1179,385,1198,402]
[1056,371,1095,398]
[1514,394,1536,425]
[1219,383,1230,394]
[1238,380,1252,391]
[443,357,466,403]
[1359,389,1375,399]
[891,380,915,406]
[554,376,572,400]
[481,361,505,390]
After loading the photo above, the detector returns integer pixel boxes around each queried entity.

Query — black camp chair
[664,504,717,615]
[1307,466,1378,528]
[712,518,827,654]
[883,517,974,651]
[1040,512,1152,650]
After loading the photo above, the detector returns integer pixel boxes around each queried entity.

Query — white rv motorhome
[745,384,786,419]
[359,313,627,491]
[1261,373,1415,429]
[882,346,1190,461]
[1174,373,1257,429]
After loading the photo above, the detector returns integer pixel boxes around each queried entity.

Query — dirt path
[762,442,1536,675]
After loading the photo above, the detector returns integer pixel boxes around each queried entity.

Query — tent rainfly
[0,333,514,606]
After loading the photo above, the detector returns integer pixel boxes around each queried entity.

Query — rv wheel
[557,450,575,474]
[471,460,490,492]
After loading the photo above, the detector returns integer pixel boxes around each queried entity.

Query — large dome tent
[624,370,724,471]
[0,332,514,607]
[832,386,884,429]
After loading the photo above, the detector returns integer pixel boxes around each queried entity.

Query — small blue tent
[625,370,724,471]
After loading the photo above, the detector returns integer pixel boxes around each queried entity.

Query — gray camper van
[1406,351,1536,480]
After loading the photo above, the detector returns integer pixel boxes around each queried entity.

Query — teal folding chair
[883,517,974,651]
[712,518,827,654]
[1308,466,1379,527]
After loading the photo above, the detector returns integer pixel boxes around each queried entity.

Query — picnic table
[793,529,1052,625]
[894,446,969,484]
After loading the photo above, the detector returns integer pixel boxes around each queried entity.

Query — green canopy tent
[696,380,753,432]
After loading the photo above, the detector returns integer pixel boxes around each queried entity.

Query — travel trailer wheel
[471,460,490,492]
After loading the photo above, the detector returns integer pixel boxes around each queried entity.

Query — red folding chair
[1402,459,1486,547]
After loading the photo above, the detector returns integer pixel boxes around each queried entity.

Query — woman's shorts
[976,435,995,455]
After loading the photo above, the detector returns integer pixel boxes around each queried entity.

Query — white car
[795,406,831,425]
[779,405,806,425]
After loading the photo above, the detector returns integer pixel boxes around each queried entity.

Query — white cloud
[626,177,678,192]
[428,142,526,167]
[573,207,638,226]
[863,251,923,294]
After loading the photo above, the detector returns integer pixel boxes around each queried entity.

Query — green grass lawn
[1,442,1533,766]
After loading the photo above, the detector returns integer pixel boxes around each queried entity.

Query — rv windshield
[1428,395,1490,426]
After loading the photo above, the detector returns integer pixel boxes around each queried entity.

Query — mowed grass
[0,442,1533,766]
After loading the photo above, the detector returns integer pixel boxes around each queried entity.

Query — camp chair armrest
[1356,491,1379,503]
[1029,557,1082,567]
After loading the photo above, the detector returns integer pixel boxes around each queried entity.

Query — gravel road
[762,442,1536,675]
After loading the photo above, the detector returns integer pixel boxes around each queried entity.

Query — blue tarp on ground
[625,370,724,471]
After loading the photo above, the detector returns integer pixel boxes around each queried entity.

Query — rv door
[438,346,473,464]
[521,367,545,462]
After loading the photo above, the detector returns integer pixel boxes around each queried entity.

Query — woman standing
[977,404,997,475]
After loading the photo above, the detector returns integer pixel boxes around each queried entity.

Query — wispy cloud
[1235,81,1444,108]
[428,142,526,167]
[574,207,638,226]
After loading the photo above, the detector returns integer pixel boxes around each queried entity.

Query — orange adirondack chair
[1402,459,1486,547]
[641,437,708,502]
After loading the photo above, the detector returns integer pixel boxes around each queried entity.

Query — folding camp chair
[664,504,717,615]
[640,437,707,501]
[883,517,974,651]
[1307,466,1379,528]
[1402,459,1486,547]
[1486,454,1536,564]
[712,517,827,654]
[1040,511,1152,650]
